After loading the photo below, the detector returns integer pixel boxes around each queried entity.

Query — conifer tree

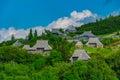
[11,34,15,41]
[28,29,33,40]
[34,29,38,38]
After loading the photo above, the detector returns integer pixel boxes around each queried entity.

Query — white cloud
[110,9,120,16]
[47,17,81,29]
[0,26,44,42]
[71,10,96,20]
[0,10,98,43]
[47,10,97,29]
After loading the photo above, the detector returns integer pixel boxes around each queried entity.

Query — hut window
[72,57,78,61]
[37,48,44,50]
[89,43,97,47]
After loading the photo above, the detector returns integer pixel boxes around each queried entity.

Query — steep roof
[13,40,22,46]
[70,50,90,61]
[52,28,63,35]
[81,31,96,37]
[33,40,52,50]
[73,35,80,39]
[75,41,83,46]
[23,45,30,49]
[86,38,103,46]
[23,45,36,50]
[66,25,76,31]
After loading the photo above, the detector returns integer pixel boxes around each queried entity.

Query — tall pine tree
[11,34,15,41]
[34,29,38,38]
[28,29,33,40]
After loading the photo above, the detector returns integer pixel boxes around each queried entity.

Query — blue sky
[0,0,120,29]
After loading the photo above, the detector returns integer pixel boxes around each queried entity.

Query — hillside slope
[77,15,120,35]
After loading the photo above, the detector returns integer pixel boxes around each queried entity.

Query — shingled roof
[33,40,52,50]
[81,31,96,37]
[52,28,63,35]
[75,41,83,46]
[23,45,30,49]
[66,25,76,32]
[13,40,22,46]
[70,50,90,62]
[86,38,103,48]
[73,31,96,40]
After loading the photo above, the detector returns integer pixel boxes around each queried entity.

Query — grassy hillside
[76,15,120,35]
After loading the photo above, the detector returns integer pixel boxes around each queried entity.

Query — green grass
[80,46,119,58]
